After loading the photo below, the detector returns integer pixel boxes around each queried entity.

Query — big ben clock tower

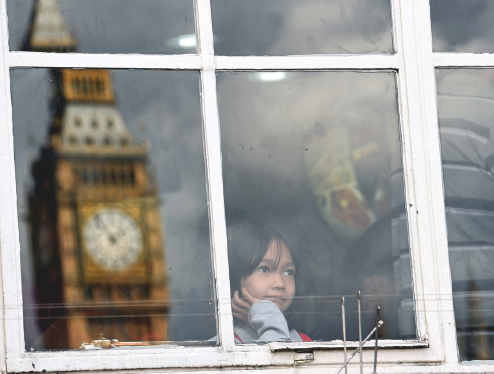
[26,0,169,349]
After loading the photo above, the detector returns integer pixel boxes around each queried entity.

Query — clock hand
[107,233,118,245]
[95,214,114,236]
[103,213,124,236]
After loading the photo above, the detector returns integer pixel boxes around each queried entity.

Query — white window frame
[0,0,492,372]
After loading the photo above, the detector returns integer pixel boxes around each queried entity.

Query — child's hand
[231,287,260,324]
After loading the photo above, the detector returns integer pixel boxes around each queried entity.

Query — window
[1,0,493,373]
[430,0,494,362]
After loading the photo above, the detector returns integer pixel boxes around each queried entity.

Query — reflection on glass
[218,71,415,343]
[11,67,215,350]
[431,0,494,53]
[211,0,394,56]
[436,69,494,360]
[8,0,196,54]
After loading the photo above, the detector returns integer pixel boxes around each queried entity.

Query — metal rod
[358,291,363,374]
[372,306,380,374]
[342,296,347,374]
[335,320,384,374]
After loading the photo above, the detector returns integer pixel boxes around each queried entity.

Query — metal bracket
[294,351,315,364]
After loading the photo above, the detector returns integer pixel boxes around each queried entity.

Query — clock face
[83,209,142,270]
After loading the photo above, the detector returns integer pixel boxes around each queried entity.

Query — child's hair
[227,221,305,302]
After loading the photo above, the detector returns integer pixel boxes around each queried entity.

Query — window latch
[294,351,315,364]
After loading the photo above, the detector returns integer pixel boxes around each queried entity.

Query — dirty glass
[211,0,394,56]
[218,71,415,343]
[431,0,494,53]
[7,0,196,54]
[436,69,494,361]
[11,68,216,350]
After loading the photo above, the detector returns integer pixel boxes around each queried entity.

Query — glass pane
[218,71,415,343]
[11,68,215,350]
[436,68,494,361]
[211,0,394,56]
[8,0,196,54]
[431,0,494,53]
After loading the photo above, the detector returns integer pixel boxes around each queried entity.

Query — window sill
[269,338,429,352]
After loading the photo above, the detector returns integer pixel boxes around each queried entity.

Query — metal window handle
[372,306,381,374]
[358,291,363,374]
[342,296,348,374]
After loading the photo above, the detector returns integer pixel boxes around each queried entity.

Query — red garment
[298,332,312,342]
[234,332,312,343]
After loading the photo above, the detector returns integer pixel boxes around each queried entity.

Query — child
[227,221,312,343]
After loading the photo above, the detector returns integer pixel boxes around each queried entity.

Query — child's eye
[284,269,295,277]
[258,266,270,273]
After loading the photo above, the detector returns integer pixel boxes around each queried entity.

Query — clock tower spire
[26,0,76,52]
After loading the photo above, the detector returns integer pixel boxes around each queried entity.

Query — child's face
[240,240,296,313]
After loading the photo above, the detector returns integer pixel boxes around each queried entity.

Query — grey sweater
[234,300,302,343]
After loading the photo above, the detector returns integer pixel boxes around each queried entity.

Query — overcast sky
[8,0,196,54]
[9,0,494,55]
[9,0,393,55]
[431,0,494,53]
